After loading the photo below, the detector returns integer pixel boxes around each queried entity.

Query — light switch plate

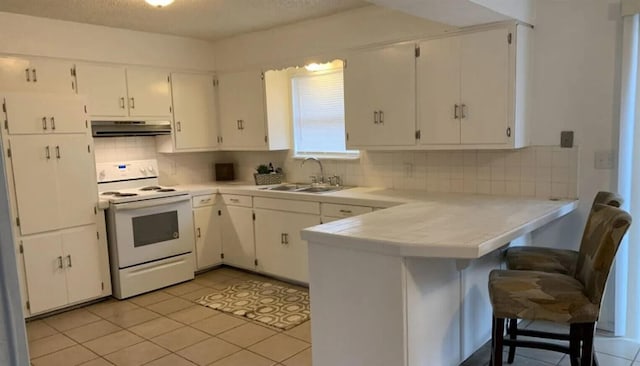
[594,150,616,170]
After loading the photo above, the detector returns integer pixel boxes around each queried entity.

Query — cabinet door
[221,205,255,270]
[3,93,87,135]
[254,209,320,282]
[9,135,61,235]
[126,68,172,118]
[0,57,75,94]
[417,37,462,145]
[22,233,67,314]
[63,225,104,304]
[344,44,416,147]
[194,206,222,270]
[460,28,510,145]
[55,135,97,229]
[171,73,218,150]
[218,70,267,149]
[29,58,77,94]
[75,64,128,117]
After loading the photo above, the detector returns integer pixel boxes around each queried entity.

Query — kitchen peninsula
[301,193,577,366]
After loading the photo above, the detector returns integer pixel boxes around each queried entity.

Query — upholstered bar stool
[488,204,632,366]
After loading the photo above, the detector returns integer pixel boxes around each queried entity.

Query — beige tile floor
[26,266,640,366]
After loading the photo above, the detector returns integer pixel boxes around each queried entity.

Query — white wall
[213,5,454,71]
[0,12,215,70]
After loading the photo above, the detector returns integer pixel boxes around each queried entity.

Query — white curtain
[617,12,640,339]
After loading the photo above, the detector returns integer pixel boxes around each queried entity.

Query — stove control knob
[148,166,155,174]
[98,170,106,181]
[140,167,147,175]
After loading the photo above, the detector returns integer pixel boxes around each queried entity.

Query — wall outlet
[594,150,616,170]
[403,163,413,178]
[560,131,574,148]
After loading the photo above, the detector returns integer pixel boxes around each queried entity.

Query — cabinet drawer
[322,203,373,218]
[192,194,217,208]
[222,194,252,207]
[254,197,320,215]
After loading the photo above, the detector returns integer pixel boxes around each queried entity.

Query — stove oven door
[111,195,194,268]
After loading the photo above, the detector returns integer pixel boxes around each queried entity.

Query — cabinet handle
[196,227,201,238]
[45,146,51,160]
[454,104,460,119]
[32,68,37,82]
[379,110,384,124]
[200,198,211,204]
[66,255,72,268]
[373,111,379,124]
[281,233,289,244]
[55,145,61,159]
[461,104,467,119]
[130,97,135,109]
[50,117,56,130]
[119,97,125,109]
[57,256,63,269]
[339,209,353,214]
[176,121,181,132]
[42,117,47,130]
[25,69,31,82]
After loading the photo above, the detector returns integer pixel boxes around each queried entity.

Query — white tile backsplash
[93,139,579,199]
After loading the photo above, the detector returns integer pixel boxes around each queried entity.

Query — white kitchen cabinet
[220,196,255,270]
[254,209,320,283]
[344,43,417,148]
[2,93,89,135]
[193,194,223,270]
[9,134,97,235]
[157,72,219,153]
[75,64,171,119]
[21,224,106,315]
[75,64,128,117]
[217,69,291,151]
[417,25,532,148]
[0,56,76,94]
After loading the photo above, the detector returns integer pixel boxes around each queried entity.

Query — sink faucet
[301,157,325,184]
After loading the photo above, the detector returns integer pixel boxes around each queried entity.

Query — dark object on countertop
[256,164,270,174]
[215,163,235,181]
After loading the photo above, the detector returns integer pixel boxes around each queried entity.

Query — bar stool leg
[569,324,580,366]
[580,323,595,366]
[492,316,505,366]
[507,318,517,363]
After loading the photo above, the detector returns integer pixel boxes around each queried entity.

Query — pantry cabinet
[2,93,89,135]
[75,64,171,119]
[9,134,97,235]
[157,72,219,153]
[21,224,106,315]
[344,43,417,148]
[0,56,76,94]
[217,69,291,151]
[220,195,255,270]
[417,25,532,148]
[192,194,223,270]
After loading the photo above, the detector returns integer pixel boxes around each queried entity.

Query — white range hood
[366,0,536,27]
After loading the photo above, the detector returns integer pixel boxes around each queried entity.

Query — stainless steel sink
[260,184,347,194]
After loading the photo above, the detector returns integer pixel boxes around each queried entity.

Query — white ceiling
[0,0,369,41]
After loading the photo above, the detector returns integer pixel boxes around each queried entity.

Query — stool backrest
[592,191,623,208]
[574,204,632,305]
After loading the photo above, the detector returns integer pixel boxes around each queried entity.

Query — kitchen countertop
[171,182,578,259]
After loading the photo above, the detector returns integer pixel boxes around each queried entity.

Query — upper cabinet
[0,56,76,94]
[217,69,291,151]
[76,64,172,119]
[417,24,532,149]
[157,72,219,153]
[2,93,89,135]
[344,43,417,148]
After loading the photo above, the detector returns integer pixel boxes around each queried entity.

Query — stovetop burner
[116,193,138,197]
[157,188,176,192]
[140,186,162,191]
[101,191,120,196]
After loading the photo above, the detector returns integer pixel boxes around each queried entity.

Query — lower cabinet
[193,195,223,270]
[221,204,255,270]
[254,209,320,283]
[21,224,108,315]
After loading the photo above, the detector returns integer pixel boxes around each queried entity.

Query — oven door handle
[113,195,190,211]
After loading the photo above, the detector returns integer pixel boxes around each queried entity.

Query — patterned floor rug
[195,279,310,330]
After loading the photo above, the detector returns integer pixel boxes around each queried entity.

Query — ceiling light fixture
[145,0,174,8]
